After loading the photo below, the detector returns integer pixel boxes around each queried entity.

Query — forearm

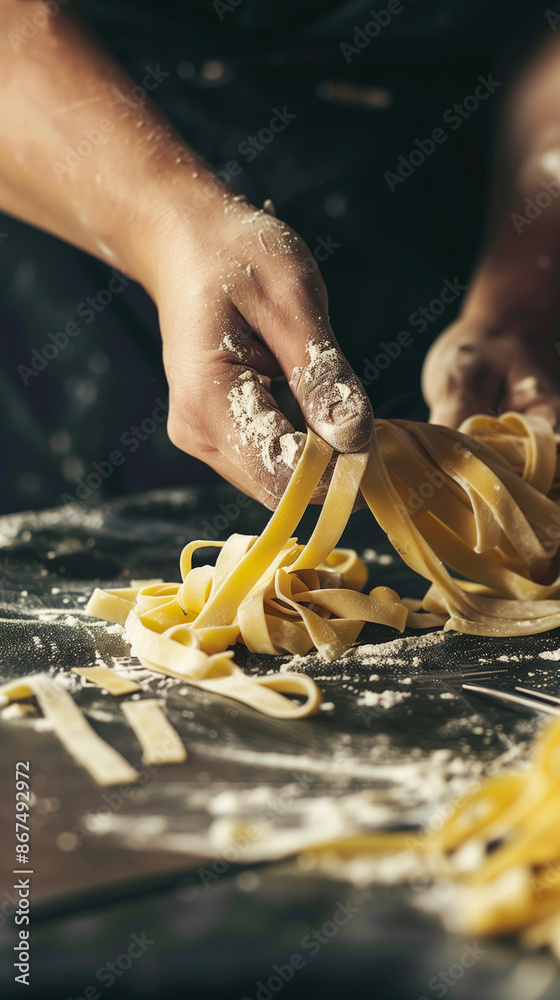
[0,0,215,297]
[464,32,560,325]
[0,1,374,499]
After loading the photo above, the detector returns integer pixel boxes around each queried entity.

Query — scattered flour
[281,630,451,674]
[219,332,245,358]
[279,433,304,469]
[358,689,411,709]
[227,370,304,475]
[289,340,365,449]
[345,630,451,668]
[335,382,351,403]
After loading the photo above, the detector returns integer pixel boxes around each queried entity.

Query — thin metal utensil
[462,683,560,717]
[515,686,560,705]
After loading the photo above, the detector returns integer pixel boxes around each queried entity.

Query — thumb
[228,226,373,452]
[288,336,374,452]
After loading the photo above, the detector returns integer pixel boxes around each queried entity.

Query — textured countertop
[1,485,559,999]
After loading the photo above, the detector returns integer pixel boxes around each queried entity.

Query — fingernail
[290,348,373,452]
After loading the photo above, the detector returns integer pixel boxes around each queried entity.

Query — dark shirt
[0,1,549,513]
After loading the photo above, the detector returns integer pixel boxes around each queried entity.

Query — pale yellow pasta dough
[0,674,138,786]
[302,717,560,957]
[85,412,560,719]
[5,412,560,939]
[120,698,187,765]
[196,717,560,955]
[71,665,141,695]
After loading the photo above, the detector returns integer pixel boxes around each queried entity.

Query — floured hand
[154,191,373,508]
[422,316,560,430]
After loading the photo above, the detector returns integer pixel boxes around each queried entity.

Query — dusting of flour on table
[281,630,451,673]
[358,689,411,709]
[349,631,452,667]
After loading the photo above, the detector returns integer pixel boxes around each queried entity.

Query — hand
[151,192,373,508]
[422,316,560,430]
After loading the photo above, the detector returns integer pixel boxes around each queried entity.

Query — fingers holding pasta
[157,197,372,507]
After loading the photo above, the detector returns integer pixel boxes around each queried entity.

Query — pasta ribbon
[0,674,139,786]
[298,717,560,957]
[86,412,560,717]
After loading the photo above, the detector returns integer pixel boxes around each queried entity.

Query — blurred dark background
[0,0,548,515]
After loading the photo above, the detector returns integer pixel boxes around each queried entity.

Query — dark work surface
[1,486,560,999]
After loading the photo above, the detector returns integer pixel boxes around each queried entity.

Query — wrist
[460,148,560,330]
[462,252,560,333]
[120,160,237,299]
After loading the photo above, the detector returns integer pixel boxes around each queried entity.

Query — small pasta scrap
[0,674,139,787]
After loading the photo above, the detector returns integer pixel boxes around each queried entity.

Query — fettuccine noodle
[86,412,560,719]
[300,715,560,957]
[5,411,560,944]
